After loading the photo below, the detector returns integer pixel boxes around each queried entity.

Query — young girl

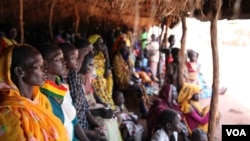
[185,49,227,99]
[79,51,106,109]
[57,42,107,141]
[39,43,89,141]
[151,109,183,141]
[78,47,123,141]
[113,90,144,141]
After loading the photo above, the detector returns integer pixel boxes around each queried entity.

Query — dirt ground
[200,94,250,141]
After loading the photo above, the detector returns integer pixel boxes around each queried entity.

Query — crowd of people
[0,23,224,141]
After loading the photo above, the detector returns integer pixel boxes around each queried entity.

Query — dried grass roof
[0,0,205,28]
[0,0,249,30]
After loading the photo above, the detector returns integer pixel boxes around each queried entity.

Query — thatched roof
[0,0,203,28]
[0,0,249,31]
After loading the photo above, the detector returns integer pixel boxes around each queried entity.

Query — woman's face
[22,53,46,86]
[115,92,125,106]
[189,52,198,62]
[171,86,178,101]
[192,93,200,101]
[66,49,79,70]
[9,28,17,39]
[86,59,94,74]
[46,49,66,76]
[94,38,104,51]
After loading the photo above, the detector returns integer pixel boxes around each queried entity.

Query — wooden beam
[178,16,187,91]
[49,0,56,41]
[74,2,80,35]
[19,0,24,43]
[208,0,222,141]
[157,18,166,88]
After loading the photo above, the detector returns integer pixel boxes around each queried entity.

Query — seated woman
[185,49,227,99]
[39,43,89,141]
[177,83,220,135]
[0,44,68,140]
[79,52,107,109]
[151,109,183,141]
[78,50,123,141]
[88,34,115,109]
[113,90,144,141]
[112,39,150,118]
[58,42,106,141]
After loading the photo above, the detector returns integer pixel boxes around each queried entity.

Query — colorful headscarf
[88,34,101,44]
[159,84,181,112]
[177,83,202,114]
[0,45,69,140]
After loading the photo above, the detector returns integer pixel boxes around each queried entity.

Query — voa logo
[226,129,247,136]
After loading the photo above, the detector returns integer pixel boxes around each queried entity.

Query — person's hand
[81,47,93,56]
[91,127,106,140]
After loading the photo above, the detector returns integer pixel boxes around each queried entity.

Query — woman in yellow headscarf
[0,44,69,140]
[88,34,115,109]
[178,83,215,135]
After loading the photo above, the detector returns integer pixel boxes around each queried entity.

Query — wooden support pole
[157,18,166,88]
[19,0,24,43]
[74,2,80,35]
[178,16,187,91]
[49,0,56,41]
[208,0,222,141]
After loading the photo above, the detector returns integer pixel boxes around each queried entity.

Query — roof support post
[74,2,80,35]
[19,0,24,43]
[208,0,222,141]
[178,16,187,91]
[49,0,56,41]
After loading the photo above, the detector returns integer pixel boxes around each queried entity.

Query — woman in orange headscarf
[0,44,69,140]
[177,83,212,135]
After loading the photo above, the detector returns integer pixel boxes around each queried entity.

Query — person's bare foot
[219,87,227,95]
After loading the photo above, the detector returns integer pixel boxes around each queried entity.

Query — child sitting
[113,91,144,141]
[134,59,153,86]
[151,109,183,141]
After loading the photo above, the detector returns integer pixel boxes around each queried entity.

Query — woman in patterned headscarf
[112,39,150,118]
[0,44,69,140]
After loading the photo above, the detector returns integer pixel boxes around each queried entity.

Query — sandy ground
[197,45,250,141]
[172,18,250,140]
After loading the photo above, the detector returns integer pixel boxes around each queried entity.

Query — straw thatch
[0,0,249,31]
[0,0,206,29]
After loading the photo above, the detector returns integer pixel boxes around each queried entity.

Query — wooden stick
[133,0,139,35]
[74,2,80,36]
[208,0,222,141]
[49,0,56,41]
[19,0,24,43]
[178,16,187,91]
[157,18,166,88]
